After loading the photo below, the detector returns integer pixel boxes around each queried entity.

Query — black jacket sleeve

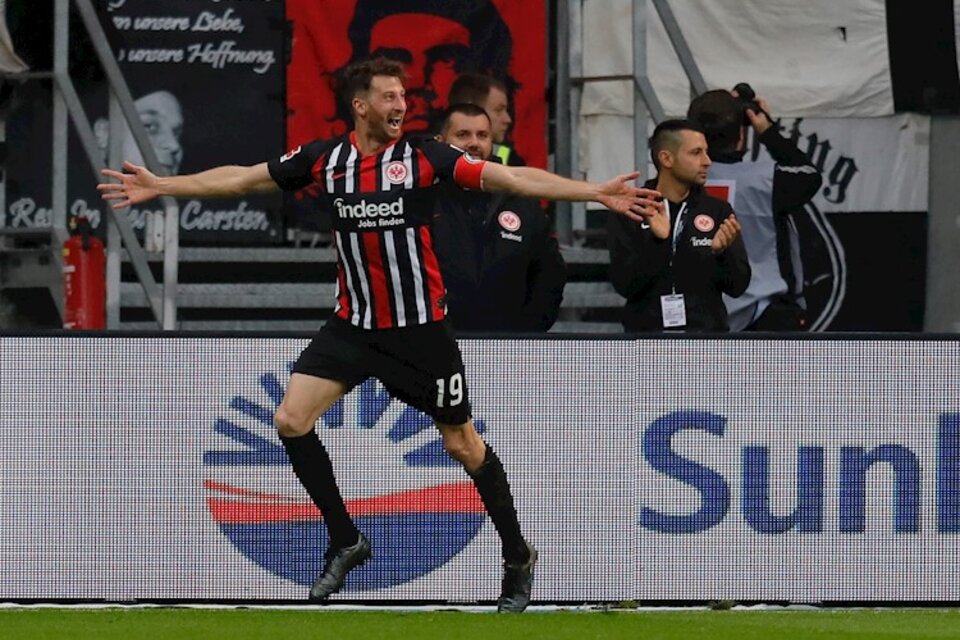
[714,213,751,297]
[520,207,566,331]
[606,211,670,300]
[758,127,823,215]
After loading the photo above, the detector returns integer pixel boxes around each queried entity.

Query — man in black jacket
[433,103,565,332]
[607,119,750,332]
[448,73,526,167]
[688,88,823,331]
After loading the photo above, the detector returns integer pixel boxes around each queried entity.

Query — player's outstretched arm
[98,160,278,209]
[480,163,660,222]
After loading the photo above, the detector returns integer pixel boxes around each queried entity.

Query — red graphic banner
[285,0,547,168]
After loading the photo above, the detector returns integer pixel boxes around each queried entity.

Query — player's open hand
[712,214,742,254]
[597,172,661,222]
[97,161,160,209]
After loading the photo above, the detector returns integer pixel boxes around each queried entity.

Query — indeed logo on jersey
[334,197,406,228]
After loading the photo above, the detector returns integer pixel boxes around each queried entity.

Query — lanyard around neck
[670,201,688,255]
[668,201,688,295]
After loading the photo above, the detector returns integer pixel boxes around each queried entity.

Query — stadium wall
[0,334,958,603]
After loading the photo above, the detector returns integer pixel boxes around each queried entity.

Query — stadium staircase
[114,239,626,333]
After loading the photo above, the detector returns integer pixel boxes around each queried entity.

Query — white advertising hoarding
[635,338,960,600]
[0,336,958,602]
[0,337,637,601]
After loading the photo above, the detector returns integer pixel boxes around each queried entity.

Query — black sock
[468,444,529,564]
[280,430,359,549]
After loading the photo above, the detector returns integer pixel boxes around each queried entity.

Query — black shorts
[293,315,472,425]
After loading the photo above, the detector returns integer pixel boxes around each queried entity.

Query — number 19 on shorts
[436,373,463,407]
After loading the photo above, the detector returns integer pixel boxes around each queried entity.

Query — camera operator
[687,85,822,331]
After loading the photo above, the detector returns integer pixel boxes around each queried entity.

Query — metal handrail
[557,0,709,242]
[71,0,179,329]
[25,0,179,329]
[650,0,707,98]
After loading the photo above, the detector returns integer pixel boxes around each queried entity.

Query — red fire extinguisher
[62,216,106,329]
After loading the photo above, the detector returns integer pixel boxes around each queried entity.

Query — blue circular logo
[203,368,488,591]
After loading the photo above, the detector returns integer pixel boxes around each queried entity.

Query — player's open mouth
[387,116,402,130]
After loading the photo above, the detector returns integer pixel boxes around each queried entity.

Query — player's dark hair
[339,57,407,112]
[448,73,508,106]
[649,119,705,170]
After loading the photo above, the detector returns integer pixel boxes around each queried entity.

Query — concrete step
[122,245,610,264]
[560,281,625,308]
[116,319,323,332]
[115,318,624,333]
[0,248,55,288]
[121,282,337,308]
[124,246,338,263]
[550,320,622,333]
[0,226,54,241]
[120,281,624,310]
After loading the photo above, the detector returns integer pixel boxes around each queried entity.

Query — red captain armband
[452,154,487,190]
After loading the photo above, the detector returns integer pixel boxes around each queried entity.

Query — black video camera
[732,82,769,124]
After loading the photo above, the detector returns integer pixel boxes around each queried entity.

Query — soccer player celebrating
[99,57,660,612]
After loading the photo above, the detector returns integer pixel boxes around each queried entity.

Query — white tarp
[742,114,928,213]
[577,1,929,211]
[581,0,894,119]
[648,0,894,118]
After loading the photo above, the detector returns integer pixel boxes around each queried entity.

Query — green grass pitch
[1,608,960,640]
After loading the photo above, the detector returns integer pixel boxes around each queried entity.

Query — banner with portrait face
[284,1,547,194]
[3,0,286,243]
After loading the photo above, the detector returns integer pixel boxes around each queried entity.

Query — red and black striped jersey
[267,132,487,330]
